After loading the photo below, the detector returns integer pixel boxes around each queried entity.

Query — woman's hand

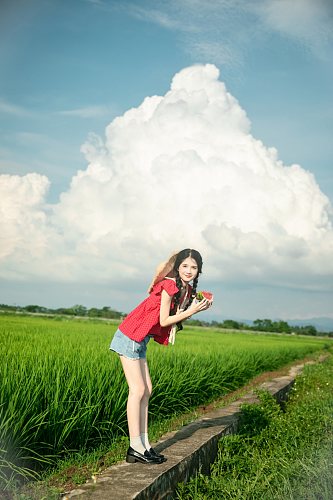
[160,291,212,327]
[188,297,211,314]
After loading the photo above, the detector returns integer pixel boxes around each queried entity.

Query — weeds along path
[0,314,331,491]
[176,353,333,500]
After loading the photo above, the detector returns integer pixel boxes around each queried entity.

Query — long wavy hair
[170,248,203,331]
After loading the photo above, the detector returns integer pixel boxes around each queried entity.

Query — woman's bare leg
[119,356,146,453]
[139,358,152,449]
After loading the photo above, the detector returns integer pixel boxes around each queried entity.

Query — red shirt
[119,278,180,345]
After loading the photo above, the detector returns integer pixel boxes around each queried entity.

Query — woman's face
[178,257,198,285]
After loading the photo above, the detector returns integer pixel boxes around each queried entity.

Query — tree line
[0,303,124,319]
[0,303,332,337]
[187,317,333,337]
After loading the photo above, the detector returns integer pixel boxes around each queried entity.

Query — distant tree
[300,325,318,336]
[101,306,122,319]
[54,307,69,315]
[0,304,17,311]
[253,319,274,331]
[71,305,87,316]
[88,307,101,318]
[25,305,43,313]
[222,319,241,329]
[187,319,204,326]
[273,320,291,334]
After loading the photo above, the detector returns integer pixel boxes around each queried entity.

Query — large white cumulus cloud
[1,64,332,289]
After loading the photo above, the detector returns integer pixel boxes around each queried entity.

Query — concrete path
[62,362,309,500]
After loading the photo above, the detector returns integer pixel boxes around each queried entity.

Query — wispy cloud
[253,0,333,60]
[15,132,58,147]
[188,40,239,68]
[125,0,246,68]
[0,98,33,117]
[128,4,198,32]
[85,0,104,6]
[0,155,27,174]
[126,0,333,65]
[57,105,113,118]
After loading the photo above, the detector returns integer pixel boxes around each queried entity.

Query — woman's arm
[159,290,211,327]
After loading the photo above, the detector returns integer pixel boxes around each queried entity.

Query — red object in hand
[196,291,213,301]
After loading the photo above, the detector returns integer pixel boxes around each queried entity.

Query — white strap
[169,288,190,345]
[169,324,177,345]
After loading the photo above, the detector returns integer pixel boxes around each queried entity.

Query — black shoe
[126,447,163,464]
[148,447,166,461]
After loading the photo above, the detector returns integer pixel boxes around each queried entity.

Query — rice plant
[0,314,329,490]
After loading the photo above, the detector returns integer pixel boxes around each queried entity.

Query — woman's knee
[128,382,146,400]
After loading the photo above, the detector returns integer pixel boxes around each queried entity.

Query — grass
[176,355,333,499]
[0,314,331,496]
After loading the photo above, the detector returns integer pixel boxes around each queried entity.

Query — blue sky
[1,0,333,324]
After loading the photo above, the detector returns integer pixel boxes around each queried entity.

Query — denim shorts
[109,328,151,360]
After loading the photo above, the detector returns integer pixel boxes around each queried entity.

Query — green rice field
[0,313,331,489]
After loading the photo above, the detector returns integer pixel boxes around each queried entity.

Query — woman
[110,249,212,464]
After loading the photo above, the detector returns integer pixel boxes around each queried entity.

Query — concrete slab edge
[62,359,324,500]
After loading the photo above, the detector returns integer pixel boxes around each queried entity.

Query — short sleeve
[152,278,179,297]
